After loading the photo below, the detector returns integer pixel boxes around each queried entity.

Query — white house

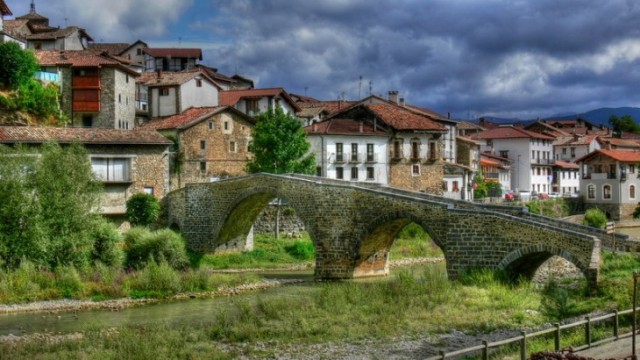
[577,149,640,220]
[553,161,579,196]
[473,126,555,194]
[144,48,202,72]
[0,1,26,48]
[305,118,390,185]
[554,134,600,162]
[139,69,221,118]
[219,88,300,118]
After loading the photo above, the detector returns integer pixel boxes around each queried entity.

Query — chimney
[312,122,318,133]
[157,69,162,79]
[399,98,405,107]
[573,134,579,142]
[605,140,612,150]
[359,121,363,133]
[388,90,398,104]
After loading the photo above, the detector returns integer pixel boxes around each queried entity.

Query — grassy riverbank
[2,252,639,359]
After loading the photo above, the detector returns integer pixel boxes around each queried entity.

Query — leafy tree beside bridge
[246,107,316,174]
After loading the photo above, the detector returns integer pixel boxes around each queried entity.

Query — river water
[0,270,320,337]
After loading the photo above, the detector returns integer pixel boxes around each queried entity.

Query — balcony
[532,158,554,165]
[348,153,361,164]
[484,172,500,180]
[73,101,100,112]
[72,76,100,88]
[365,153,378,163]
[334,154,347,164]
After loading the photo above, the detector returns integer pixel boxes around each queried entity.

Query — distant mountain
[546,107,640,127]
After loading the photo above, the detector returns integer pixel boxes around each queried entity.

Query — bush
[583,208,607,229]
[285,240,315,260]
[13,80,60,117]
[126,193,161,227]
[127,260,181,295]
[633,203,640,219]
[125,228,189,270]
[90,218,124,267]
[0,43,39,89]
[54,266,84,298]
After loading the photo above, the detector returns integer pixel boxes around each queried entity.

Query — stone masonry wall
[167,174,600,286]
[389,162,444,195]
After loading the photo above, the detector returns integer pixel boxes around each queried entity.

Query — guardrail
[425,307,637,359]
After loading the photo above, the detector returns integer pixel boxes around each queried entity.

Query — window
[429,142,436,160]
[137,48,143,55]
[200,140,206,150]
[366,167,374,180]
[229,141,237,153]
[570,147,576,157]
[144,187,154,195]
[630,165,636,174]
[159,88,170,96]
[393,140,401,158]
[209,121,215,130]
[587,184,596,199]
[366,144,374,162]
[351,143,358,162]
[126,74,129,83]
[452,181,459,192]
[562,172,566,179]
[196,79,202,87]
[631,185,636,199]
[336,167,344,180]
[118,94,122,103]
[82,115,93,128]
[350,167,359,180]
[246,99,259,113]
[499,150,508,158]
[91,158,130,182]
[316,166,322,177]
[412,164,420,176]
[200,161,206,172]
[603,184,612,200]
[442,181,448,191]
[336,143,344,162]
[532,150,535,158]
[562,148,567,155]
[411,140,420,159]
[224,121,229,130]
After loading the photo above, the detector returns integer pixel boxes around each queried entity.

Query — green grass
[3,252,640,358]
[389,222,444,259]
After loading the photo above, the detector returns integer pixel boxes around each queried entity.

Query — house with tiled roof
[304,117,390,185]
[472,126,555,194]
[554,134,600,162]
[552,160,579,196]
[598,137,640,150]
[305,101,449,194]
[197,65,253,91]
[0,126,172,221]
[144,48,202,73]
[35,50,139,129]
[0,0,25,48]
[139,106,256,188]
[480,152,512,192]
[576,149,640,220]
[219,88,300,118]
[136,69,221,118]
[456,121,485,137]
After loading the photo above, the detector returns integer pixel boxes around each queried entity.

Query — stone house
[0,126,172,221]
[304,117,390,185]
[307,101,448,194]
[5,2,92,51]
[577,149,640,220]
[219,88,301,118]
[144,48,202,72]
[138,106,256,189]
[35,50,139,129]
[137,69,221,118]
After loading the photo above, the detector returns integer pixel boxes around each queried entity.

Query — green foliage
[583,208,607,229]
[54,265,84,298]
[633,203,640,219]
[284,240,315,260]
[90,218,124,267]
[526,198,570,218]
[246,107,316,174]
[540,279,574,320]
[609,114,640,137]
[0,143,102,269]
[127,259,181,296]
[124,228,189,270]
[0,93,17,110]
[12,79,60,117]
[126,193,161,227]
[472,171,501,199]
[0,42,39,89]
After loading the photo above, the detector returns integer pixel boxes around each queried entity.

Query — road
[576,336,636,359]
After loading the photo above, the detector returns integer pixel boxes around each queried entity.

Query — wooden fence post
[554,323,560,351]
[585,316,591,348]
[482,340,488,360]
[520,331,526,360]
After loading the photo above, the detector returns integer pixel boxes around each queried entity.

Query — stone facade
[165,173,604,289]
[168,110,254,188]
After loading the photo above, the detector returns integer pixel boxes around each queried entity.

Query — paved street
[577,336,636,359]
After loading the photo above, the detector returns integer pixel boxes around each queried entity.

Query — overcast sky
[6,0,640,119]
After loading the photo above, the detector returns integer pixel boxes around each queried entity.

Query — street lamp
[517,154,521,192]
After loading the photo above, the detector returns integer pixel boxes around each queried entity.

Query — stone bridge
[164,173,602,288]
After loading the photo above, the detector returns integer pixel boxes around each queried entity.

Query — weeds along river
[0,264,437,337]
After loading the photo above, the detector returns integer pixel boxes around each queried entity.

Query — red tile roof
[556,134,599,146]
[139,107,232,130]
[304,118,389,136]
[364,104,447,132]
[137,69,220,88]
[472,126,555,140]
[480,158,501,166]
[0,0,12,15]
[481,152,510,163]
[144,48,202,60]
[598,137,640,148]
[219,88,300,111]
[88,43,130,55]
[27,26,93,41]
[0,126,172,145]
[457,121,485,131]
[404,103,447,121]
[554,160,579,169]
[576,149,640,163]
[35,50,139,76]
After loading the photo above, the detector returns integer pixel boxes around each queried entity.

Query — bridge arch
[497,245,589,281]
[353,212,446,277]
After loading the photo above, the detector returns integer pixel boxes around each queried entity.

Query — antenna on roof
[368,81,372,97]
[358,75,362,99]
[31,0,36,13]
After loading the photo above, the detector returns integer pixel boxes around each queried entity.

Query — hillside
[477,107,640,127]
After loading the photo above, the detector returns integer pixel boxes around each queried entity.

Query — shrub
[583,208,607,229]
[633,203,640,219]
[54,266,84,298]
[127,260,181,295]
[126,193,161,227]
[285,240,315,260]
[125,228,189,270]
[90,218,124,267]
[13,80,60,117]
[0,43,39,89]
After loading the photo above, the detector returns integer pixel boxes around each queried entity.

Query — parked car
[504,192,516,201]
[518,191,532,201]
[538,193,549,200]
[548,192,561,198]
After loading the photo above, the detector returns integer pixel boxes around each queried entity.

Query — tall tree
[0,42,39,89]
[246,108,316,174]
[609,114,640,138]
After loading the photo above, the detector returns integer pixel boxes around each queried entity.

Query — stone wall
[171,111,254,188]
[253,205,306,235]
[389,162,444,194]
